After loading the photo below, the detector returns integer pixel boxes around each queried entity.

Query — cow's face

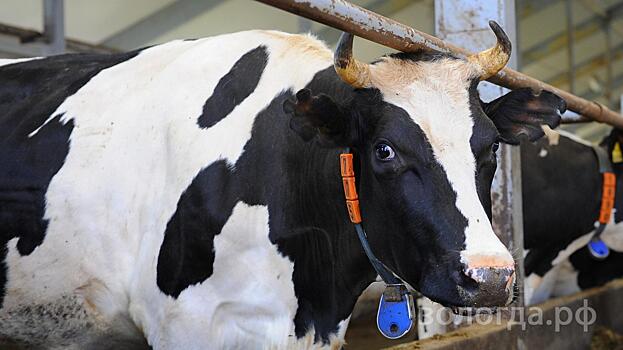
[357,57,518,308]
[285,23,564,308]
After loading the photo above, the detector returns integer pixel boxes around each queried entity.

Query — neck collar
[588,145,616,259]
[339,152,415,339]
[339,152,404,285]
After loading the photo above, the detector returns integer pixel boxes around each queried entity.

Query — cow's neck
[238,68,377,342]
[272,145,375,340]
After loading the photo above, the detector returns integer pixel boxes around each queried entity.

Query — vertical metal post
[565,0,575,93]
[424,0,523,339]
[43,0,65,55]
[604,15,613,108]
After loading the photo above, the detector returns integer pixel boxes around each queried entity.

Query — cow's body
[523,129,623,304]
[0,26,563,348]
[1,31,362,349]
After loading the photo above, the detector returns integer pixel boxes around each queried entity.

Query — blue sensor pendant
[588,238,610,260]
[376,284,413,339]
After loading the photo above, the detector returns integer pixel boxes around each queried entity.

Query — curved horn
[334,32,372,88]
[468,21,512,80]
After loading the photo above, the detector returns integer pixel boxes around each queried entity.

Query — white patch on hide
[154,203,298,349]
[541,125,560,146]
[2,31,334,348]
[374,58,512,267]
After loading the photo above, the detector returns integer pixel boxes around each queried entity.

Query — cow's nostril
[463,266,514,287]
[459,264,515,306]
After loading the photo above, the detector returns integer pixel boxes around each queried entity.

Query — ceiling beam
[547,41,623,87]
[101,0,225,50]
[0,22,117,57]
[521,2,623,64]
[518,0,561,18]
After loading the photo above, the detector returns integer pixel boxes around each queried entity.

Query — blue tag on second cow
[588,238,610,260]
[376,284,413,339]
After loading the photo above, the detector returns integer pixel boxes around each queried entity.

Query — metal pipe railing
[255,0,623,128]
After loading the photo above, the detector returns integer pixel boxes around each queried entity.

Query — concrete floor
[386,279,623,350]
[344,314,418,349]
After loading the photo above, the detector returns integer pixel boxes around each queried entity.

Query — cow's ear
[600,128,623,164]
[607,128,623,147]
[283,89,355,147]
[483,88,566,145]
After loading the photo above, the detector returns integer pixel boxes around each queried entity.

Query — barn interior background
[1,0,623,349]
[0,0,622,141]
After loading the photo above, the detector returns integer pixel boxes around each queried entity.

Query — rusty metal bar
[254,0,623,129]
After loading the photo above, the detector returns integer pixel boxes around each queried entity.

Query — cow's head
[284,22,564,308]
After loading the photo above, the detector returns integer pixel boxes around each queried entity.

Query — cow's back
[521,129,623,304]
[0,31,333,348]
[0,51,153,348]
[0,51,140,301]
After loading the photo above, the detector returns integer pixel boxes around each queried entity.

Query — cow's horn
[334,32,372,89]
[468,21,511,80]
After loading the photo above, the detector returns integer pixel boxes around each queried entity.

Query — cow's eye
[375,143,395,160]
[491,142,500,153]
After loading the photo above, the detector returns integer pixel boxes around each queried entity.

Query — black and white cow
[523,127,623,304]
[0,24,563,349]
[359,125,623,312]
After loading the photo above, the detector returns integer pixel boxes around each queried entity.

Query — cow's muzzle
[453,255,516,307]
[454,252,515,307]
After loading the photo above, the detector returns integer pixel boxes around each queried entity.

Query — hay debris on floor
[592,326,623,350]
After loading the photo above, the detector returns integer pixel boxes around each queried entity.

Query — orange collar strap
[589,145,617,260]
[340,153,362,223]
[339,152,404,286]
[599,172,616,224]
[591,145,617,226]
